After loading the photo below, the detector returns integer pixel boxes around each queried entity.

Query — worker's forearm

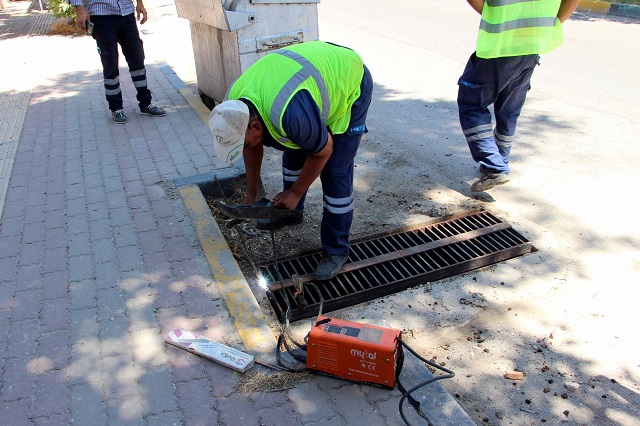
[558,0,579,22]
[290,135,333,198]
[243,144,263,202]
[467,0,484,14]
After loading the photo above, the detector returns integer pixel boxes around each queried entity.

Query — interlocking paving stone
[0,1,473,423]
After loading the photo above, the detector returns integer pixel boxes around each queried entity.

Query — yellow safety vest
[476,0,564,59]
[228,41,364,149]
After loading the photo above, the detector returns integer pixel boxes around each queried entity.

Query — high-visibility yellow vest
[227,41,364,149]
[476,0,564,59]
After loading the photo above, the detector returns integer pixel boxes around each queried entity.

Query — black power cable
[260,208,452,424]
[266,214,314,372]
[396,338,455,426]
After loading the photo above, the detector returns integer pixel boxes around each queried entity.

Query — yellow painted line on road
[178,185,276,358]
[578,0,611,12]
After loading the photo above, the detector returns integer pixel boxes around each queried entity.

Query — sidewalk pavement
[0,1,473,425]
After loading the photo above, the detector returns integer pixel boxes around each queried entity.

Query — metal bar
[458,240,483,258]
[386,259,408,280]
[439,222,459,237]
[455,242,473,260]
[403,254,427,274]
[358,241,377,258]
[369,239,388,256]
[476,234,501,252]
[432,247,454,265]
[395,232,414,248]
[450,219,472,234]
[354,268,374,290]
[350,245,365,261]
[393,256,414,278]
[418,251,441,270]
[333,276,351,296]
[292,257,309,275]
[447,243,470,262]
[485,232,509,250]
[407,229,427,245]
[384,237,402,253]
[416,228,437,243]
[436,224,455,238]
[347,270,366,292]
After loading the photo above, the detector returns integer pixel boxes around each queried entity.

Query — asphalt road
[311,1,640,423]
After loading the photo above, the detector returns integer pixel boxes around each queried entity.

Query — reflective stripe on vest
[476,0,563,59]
[271,49,330,129]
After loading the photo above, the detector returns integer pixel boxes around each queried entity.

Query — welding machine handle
[314,317,331,327]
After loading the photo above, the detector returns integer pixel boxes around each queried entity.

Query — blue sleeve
[281,90,328,154]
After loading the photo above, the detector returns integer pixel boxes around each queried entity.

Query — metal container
[174,0,320,107]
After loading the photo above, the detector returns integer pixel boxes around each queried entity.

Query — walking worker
[458,0,579,192]
[71,0,165,124]
[209,41,373,281]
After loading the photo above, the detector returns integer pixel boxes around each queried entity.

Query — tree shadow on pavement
[9,64,638,425]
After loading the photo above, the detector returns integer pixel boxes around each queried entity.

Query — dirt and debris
[505,371,525,381]
[203,168,640,425]
[237,369,311,394]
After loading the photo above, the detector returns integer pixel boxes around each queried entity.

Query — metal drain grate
[262,210,533,323]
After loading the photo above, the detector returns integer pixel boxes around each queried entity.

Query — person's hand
[242,193,259,205]
[74,6,89,31]
[272,190,301,210]
[136,3,148,24]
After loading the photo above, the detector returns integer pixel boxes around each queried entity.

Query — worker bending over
[209,41,373,281]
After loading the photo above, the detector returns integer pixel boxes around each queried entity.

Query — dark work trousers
[457,53,539,174]
[91,14,152,112]
[282,65,373,256]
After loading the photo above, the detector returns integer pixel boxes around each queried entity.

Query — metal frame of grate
[262,210,533,323]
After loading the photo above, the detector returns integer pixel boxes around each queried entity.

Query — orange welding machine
[305,316,402,388]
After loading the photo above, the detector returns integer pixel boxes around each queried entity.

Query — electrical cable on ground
[215,188,454,424]
[397,339,455,426]
[267,214,311,372]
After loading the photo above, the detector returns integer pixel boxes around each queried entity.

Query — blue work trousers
[282,65,373,256]
[457,53,539,174]
[91,14,152,111]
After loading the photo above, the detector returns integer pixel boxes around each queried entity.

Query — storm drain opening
[261,210,533,323]
[177,172,534,326]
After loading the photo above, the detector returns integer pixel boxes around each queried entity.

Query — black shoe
[314,254,349,281]
[256,215,303,230]
[471,172,510,192]
[141,104,165,117]
[112,108,127,124]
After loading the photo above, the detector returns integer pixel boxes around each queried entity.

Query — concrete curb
[160,64,279,362]
[578,0,640,18]
[177,185,277,361]
[609,2,640,17]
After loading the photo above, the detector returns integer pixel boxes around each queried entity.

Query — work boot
[471,173,510,192]
[314,254,349,281]
[256,215,303,230]
[112,108,127,124]
[141,104,166,117]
